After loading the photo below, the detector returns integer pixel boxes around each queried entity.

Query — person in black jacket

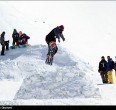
[98,56,108,83]
[12,29,19,46]
[0,31,5,55]
[45,25,65,56]
[114,56,116,77]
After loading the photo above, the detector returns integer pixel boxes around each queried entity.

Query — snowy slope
[0,45,100,100]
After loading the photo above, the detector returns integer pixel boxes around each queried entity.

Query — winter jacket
[98,59,107,72]
[20,34,30,41]
[12,30,19,42]
[114,61,116,71]
[0,32,5,46]
[20,34,30,44]
[106,58,114,71]
[45,26,65,44]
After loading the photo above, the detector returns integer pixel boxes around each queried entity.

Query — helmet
[59,25,64,31]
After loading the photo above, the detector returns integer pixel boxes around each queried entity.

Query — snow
[0,1,116,105]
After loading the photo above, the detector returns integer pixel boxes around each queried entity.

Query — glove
[58,39,60,43]
[63,38,65,41]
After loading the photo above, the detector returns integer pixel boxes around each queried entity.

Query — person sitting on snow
[20,33,30,45]
[16,31,23,46]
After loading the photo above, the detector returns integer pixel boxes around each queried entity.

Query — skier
[98,56,108,83]
[106,56,114,84]
[12,29,19,46]
[45,25,65,65]
[0,31,5,55]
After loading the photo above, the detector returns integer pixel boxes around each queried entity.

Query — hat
[101,56,105,59]
[59,25,64,31]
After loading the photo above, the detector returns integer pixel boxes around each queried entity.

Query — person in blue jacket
[106,56,114,84]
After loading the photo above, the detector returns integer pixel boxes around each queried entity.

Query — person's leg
[104,71,108,83]
[1,45,5,55]
[54,46,58,55]
[107,71,114,84]
[5,41,9,50]
[100,71,105,83]
[12,39,15,46]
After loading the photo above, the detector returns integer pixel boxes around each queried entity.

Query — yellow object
[107,71,114,84]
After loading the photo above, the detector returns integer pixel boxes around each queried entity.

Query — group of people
[2,25,116,85]
[98,56,116,84]
[0,29,30,55]
[0,25,65,56]
[12,29,30,46]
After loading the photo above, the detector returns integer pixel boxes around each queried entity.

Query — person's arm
[54,28,60,39]
[54,27,65,42]
[60,34,65,41]
[98,62,101,73]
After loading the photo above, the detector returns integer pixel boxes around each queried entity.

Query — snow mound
[7,44,101,99]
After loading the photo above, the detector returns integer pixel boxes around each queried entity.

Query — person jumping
[45,25,65,65]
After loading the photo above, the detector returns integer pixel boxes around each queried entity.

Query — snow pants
[107,70,114,84]
[1,45,5,55]
[100,71,108,83]
[5,41,9,50]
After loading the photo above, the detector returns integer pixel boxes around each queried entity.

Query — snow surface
[0,1,116,105]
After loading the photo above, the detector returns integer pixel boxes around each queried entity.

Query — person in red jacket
[16,31,23,46]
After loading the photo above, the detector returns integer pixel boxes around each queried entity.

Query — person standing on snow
[0,31,5,55]
[114,56,116,76]
[106,56,114,84]
[98,56,108,83]
[45,25,65,56]
[4,40,9,51]
[12,29,19,46]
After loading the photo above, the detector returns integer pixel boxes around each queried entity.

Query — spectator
[98,56,108,83]
[12,29,19,46]
[106,56,114,84]
[0,31,5,55]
